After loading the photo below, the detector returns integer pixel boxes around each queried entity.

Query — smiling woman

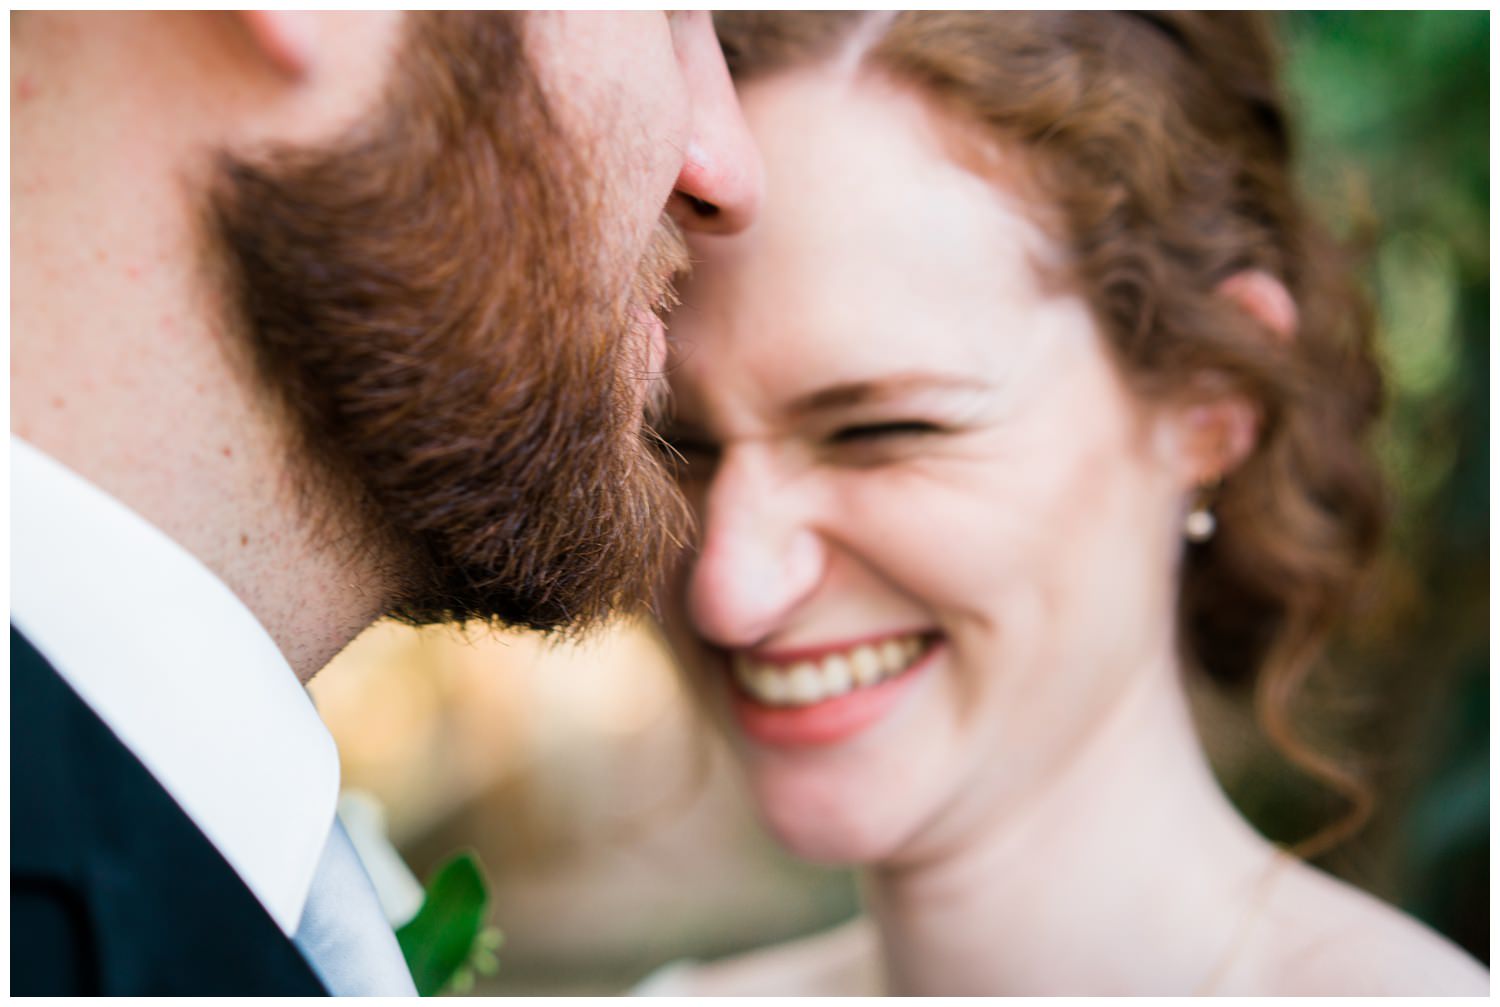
[648,11,1487,996]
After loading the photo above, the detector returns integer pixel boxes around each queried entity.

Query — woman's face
[663,70,1196,864]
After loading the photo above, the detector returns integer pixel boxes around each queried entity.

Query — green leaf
[396,851,490,996]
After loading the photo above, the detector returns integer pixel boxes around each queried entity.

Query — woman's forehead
[751,74,1043,253]
[665,70,1089,427]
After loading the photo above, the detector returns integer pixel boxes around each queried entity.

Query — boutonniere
[340,792,503,996]
[397,851,504,995]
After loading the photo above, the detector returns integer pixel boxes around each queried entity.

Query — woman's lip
[725,638,941,749]
[736,629,937,666]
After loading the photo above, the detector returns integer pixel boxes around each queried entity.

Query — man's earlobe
[238,11,318,80]
[1217,269,1298,344]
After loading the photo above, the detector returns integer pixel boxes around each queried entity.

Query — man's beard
[206,12,689,634]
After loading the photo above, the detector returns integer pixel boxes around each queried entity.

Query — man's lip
[640,309,668,375]
[734,629,937,666]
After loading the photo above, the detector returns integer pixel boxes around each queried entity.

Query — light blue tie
[293,817,419,996]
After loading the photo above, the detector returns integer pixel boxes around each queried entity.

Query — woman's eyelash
[828,420,943,444]
[655,422,943,468]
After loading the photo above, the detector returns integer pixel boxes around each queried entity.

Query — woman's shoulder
[1240,858,1488,996]
[630,915,883,996]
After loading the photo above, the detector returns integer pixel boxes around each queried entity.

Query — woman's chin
[726,654,948,864]
[751,775,916,866]
[767,820,902,866]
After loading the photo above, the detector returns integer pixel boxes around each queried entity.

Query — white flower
[337,789,426,928]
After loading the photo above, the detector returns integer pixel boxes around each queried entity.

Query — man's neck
[12,18,389,681]
[862,660,1279,995]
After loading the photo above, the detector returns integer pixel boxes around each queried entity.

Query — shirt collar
[10,435,340,937]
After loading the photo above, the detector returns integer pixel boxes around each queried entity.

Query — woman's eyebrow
[786,373,992,418]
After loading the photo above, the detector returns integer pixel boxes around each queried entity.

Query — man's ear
[1217,269,1298,344]
[237,11,319,80]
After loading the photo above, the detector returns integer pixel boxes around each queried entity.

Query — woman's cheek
[836,472,1044,610]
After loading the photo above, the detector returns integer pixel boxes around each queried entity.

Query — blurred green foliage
[1266,11,1488,962]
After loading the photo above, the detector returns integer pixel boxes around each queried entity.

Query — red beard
[208,12,689,633]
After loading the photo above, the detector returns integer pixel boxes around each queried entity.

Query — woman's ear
[237,11,319,80]
[1175,394,1260,487]
[1218,269,1298,343]
[1162,270,1297,486]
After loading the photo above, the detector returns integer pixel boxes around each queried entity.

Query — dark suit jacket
[10,627,328,995]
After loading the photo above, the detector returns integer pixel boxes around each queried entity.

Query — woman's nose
[686,454,825,649]
[666,13,764,235]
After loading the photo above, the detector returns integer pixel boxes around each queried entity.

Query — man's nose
[666,13,763,235]
[686,451,825,649]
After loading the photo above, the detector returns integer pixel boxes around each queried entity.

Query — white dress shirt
[11,436,415,995]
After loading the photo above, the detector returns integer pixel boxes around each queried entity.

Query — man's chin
[210,11,689,637]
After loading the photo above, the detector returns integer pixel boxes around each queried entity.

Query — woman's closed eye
[828,420,944,444]
[821,419,951,468]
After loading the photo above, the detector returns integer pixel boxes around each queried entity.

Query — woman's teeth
[731,634,928,707]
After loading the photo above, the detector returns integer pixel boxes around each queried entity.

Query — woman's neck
[861,659,1281,995]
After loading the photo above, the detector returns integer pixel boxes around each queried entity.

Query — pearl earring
[1184,482,1219,543]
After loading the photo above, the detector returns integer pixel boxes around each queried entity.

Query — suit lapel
[11,627,329,995]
